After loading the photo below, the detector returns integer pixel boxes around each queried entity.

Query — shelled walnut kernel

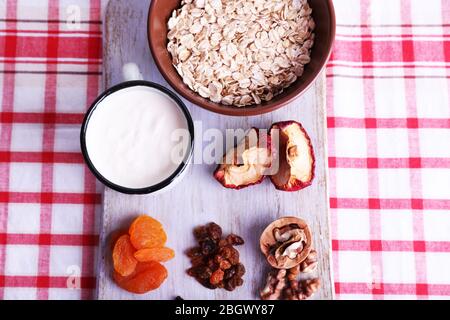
[260,266,321,301]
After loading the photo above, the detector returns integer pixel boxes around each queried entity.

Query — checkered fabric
[0,0,449,300]
[329,0,450,299]
[0,0,103,299]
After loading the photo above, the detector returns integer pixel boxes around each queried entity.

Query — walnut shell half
[260,217,312,269]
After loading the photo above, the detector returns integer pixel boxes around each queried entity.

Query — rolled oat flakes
[167,0,315,107]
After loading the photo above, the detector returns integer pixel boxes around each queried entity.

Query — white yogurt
[85,86,190,189]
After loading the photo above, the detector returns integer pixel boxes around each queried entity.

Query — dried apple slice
[270,121,315,191]
[214,128,272,189]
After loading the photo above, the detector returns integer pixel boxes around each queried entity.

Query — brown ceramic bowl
[148,0,336,116]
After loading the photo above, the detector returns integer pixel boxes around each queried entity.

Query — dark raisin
[218,239,228,248]
[234,263,246,277]
[206,222,222,240]
[187,267,197,277]
[200,279,218,290]
[233,276,244,287]
[188,265,210,278]
[186,247,202,258]
[213,254,224,264]
[210,269,224,285]
[206,258,218,270]
[226,234,245,246]
[225,275,243,291]
[219,246,232,259]
[196,266,212,280]
[219,259,232,270]
[200,238,217,255]
[224,279,237,291]
[224,267,236,280]
[190,256,205,267]
[175,296,184,301]
[194,226,209,241]
[227,247,240,265]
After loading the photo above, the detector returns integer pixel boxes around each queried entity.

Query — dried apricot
[112,234,137,277]
[110,229,128,251]
[113,261,168,294]
[134,247,175,263]
[129,215,167,250]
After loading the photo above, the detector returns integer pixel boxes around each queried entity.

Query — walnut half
[260,217,313,269]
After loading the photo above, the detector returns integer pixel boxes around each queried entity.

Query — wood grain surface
[97,0,334,300]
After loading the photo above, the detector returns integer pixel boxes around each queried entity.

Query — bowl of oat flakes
[148,0,335,116]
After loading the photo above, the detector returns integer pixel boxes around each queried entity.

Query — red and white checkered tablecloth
[0,0,449,300]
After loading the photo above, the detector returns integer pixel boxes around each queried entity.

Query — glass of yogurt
[80,81,194,195]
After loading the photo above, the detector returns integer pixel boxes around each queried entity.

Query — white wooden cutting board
[96,0,333,300]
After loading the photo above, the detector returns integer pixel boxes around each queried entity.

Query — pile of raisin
[186,222,246,291]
